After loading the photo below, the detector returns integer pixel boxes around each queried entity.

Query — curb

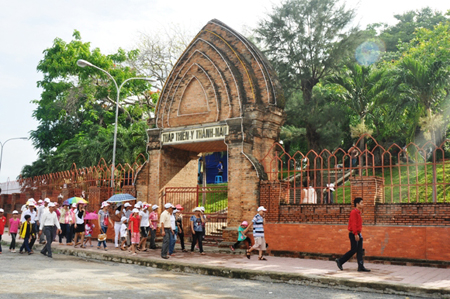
[2,240,448,298]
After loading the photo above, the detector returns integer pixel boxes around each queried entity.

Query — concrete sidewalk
[1,234,449,298]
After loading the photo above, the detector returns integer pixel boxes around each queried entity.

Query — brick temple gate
[135,19,286,244]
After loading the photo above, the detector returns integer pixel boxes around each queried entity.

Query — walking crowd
[0,196,369,271]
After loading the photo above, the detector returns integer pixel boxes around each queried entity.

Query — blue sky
[0,0,449,183]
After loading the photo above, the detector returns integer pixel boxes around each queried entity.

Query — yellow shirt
[160,210,171,229]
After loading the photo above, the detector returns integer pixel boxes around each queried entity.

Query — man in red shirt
[335,197,370,272]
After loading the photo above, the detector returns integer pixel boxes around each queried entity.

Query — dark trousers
[178,232,185,250]
[338,233,364,268]
[41,226,55,257]
[232,237,252,249]
[10,233,17,250]
[0,234,2,252]
[20,236,32,253]
[67,224,74,243]
[59,224,68,243]
[29,223,38,249]
[191,231,204,253]
[169,231,177,254]
[150,228,156,249]
[161,228,171,257]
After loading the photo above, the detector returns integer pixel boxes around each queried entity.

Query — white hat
[200,206,205,212]
[132,208,139,213]
[121,216,127,223]
[48,202,55,207]
[124,203,131,208]
[28,198,35,203]
[257,206,267,212]
[152,205,159,210]
[137,201,142,205]
[134,203,141,208]
[142,205,149,210]
[0,208,4,213]
[327,183,335,191]
[38,200,43,203]
[28,202,35,206]
[164,203,173,209]
[44,198,51,203]
[101,202,110,208]
[173,209,179,214]
[72,203,77,208]
[192,207,202,212]
[12,210,18,214]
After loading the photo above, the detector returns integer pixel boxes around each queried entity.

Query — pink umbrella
[84,212,98,220]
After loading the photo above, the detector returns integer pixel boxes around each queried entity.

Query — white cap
[12,210,19,214]
[101,202,110,208]
[48,203,55,207]
[327,183,335,191]
[72,203,77,208]
[137,201,142,205]
[38,200,43,203]
[200,206,205,212]
[28,202,35,206]
[132,208,139,213]
[28,198,35,203]
[44,198,51,203]
[173,209,179,214]
[0,208,4,213]
[257,206,267,212]
[124,203,131,208]
[142,205,148,210]
[152,205,159,210]
[134,203,141,208]
[121,216,127,223]
[164,203,173,209]
[193,207,202,212]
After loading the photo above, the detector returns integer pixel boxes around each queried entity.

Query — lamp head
[77,59,93,68]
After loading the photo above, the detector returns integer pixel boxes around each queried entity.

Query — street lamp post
[0,137,28,178]
[77,59,152,188]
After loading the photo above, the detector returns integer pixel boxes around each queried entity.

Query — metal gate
[162,185,227,244]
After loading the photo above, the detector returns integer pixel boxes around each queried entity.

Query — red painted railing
[260,134,450,204]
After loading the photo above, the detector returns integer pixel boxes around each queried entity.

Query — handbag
[98,233,107,241]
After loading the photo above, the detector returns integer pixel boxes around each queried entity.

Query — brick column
[350,176,384,225]
[259,181,288,223]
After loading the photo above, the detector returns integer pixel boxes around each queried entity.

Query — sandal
[201,252,206,255]
[258,257,267,261]
[246,250,251,259]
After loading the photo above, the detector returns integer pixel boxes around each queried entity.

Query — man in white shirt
[39,202,61,258]
[37,198,50,244]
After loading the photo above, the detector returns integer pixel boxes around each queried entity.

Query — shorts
[85,234,92,238]
[140,227,149,238]
[120,236,126,242]
[251,237,266,251]
[131,232,140,244]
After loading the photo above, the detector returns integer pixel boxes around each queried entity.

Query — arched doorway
[136,19,286,244]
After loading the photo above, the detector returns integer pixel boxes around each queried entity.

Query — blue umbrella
[106,193,136,203]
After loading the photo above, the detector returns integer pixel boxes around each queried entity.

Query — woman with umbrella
[73,203,86,248]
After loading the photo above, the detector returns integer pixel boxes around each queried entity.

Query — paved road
[0,251,421,299]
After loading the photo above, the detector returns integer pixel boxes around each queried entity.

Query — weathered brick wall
[376,204,450,225]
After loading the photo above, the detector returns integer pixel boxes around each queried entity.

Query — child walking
[230,221,252,252]
[84,220,95,247]
[9,210,21,252]
[120,217,128,251]
[19,215,35,255]
[128,209,140,255]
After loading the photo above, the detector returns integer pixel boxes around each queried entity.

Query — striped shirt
[252,213,264,238]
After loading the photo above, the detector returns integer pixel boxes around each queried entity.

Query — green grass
[199,183,228,213]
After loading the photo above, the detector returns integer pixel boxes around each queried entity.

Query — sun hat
[257,206,267,212]
[327,183,335,191]
[164,203,173,209]
[134,203,141,208]
[38,200,43,203]
[72,203,77,208]
[28,202,35,206]
[101,202,110,208]
[13,210,19,214]
[48,202,55,207]
[173,209,179,214]
[44,198,51,203]
[192,207,202,212]
[0,208,4,213]
[175,204,184,211]
[152,205,159,210]
[142,205,149,210]
[241,221,248,227]
[200,206,205,212]
[132,208,139,213]
[124,203,131,208]
[121,216,127,223]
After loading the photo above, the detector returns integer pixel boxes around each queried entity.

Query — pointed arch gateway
[136,19,286,245]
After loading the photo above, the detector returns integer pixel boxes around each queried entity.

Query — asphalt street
[0,251,422,299]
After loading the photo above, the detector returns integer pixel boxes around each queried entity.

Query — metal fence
[260,134,450,204]
[162,185,228,242]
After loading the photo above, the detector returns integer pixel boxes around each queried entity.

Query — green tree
[255,0,361,152]
[22,31,156,177]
